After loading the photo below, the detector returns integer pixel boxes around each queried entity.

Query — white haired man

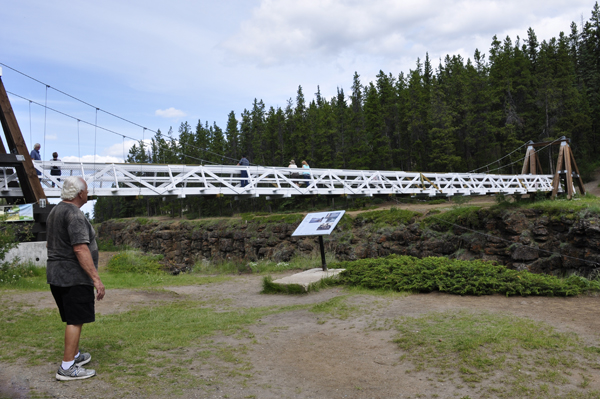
[46,176,105,380]
[30,143,41,178]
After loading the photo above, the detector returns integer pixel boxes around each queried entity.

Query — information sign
[292,210,345,237]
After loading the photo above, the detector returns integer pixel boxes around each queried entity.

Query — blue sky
[1,0,597,166]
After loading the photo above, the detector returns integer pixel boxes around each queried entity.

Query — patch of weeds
[451,195,473,207]
[421,206,481,232]
[106,250,164,274]
[310,296,357,320]
[0,261,46,290]
[96,237,127,252]
[261,276,306,294]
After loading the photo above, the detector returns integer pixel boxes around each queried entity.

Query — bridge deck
[0,161,557,198]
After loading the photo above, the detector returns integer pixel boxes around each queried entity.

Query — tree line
[95,3,600,221]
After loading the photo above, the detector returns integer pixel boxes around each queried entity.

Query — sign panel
[291,210,345,236]
[0,204,34,222]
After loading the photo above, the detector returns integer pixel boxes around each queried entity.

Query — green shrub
[336,255,600,296]
[106,250,164,274]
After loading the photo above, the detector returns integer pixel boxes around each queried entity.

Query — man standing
[30,143,41,178]
[29,143,41,161]
[46,176,105,381]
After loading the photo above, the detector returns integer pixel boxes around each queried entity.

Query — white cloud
[155,107,187,118]
[103,139,145,161]
[221,0,595,67]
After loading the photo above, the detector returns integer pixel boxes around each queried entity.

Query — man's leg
[63,324,82,361]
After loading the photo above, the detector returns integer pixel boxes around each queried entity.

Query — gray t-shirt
[46,202,99,287]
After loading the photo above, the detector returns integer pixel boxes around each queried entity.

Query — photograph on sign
[0,204,34,222]
[292,210,346,236]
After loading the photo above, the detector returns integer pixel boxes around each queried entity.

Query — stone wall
[97,208,600,276]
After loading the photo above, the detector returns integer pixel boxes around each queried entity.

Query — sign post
[291,210,346,271]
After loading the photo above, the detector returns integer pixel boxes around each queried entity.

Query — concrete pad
[273,268,345,291]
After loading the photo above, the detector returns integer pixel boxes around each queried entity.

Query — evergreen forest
[95,4,600,222]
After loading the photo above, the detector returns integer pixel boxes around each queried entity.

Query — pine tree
[364,82,391,170]
[225,111,240,162]
[347,72,368,169]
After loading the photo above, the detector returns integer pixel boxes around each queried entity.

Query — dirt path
[2,272,600,399]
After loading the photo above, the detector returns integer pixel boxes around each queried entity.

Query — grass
[353,207,422,227]
[106,250,164,274]
[420,206,482,231]
[310,295,357,320]
[525,193,600,216]
[0,298,292,396]
[0,261,47,290]
[393,310,600,398]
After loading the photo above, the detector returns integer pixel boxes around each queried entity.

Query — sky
[0,0,597,213]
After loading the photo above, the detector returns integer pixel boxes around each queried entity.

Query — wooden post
[567,145,586,197]
[564,143,574,199]
[0,73,46,203]
[551,144,565,199]
[549,140,585,199]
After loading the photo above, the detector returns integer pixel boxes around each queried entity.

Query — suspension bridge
[0,160,557,199]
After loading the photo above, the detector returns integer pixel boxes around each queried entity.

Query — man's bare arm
[73,243,105,300]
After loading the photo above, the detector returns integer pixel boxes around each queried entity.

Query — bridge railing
[0,161,558,198]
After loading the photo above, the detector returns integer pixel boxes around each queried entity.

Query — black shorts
[50,285,95,325]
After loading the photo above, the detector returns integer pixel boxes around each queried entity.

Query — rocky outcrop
[97,208,600,276]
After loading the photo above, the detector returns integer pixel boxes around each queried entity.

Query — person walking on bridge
[238,155,250,187]
[47,176,105,380]
[301,160,310,188]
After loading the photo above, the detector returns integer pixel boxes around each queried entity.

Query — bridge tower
[0,68,51,241]
[522,137,585,200]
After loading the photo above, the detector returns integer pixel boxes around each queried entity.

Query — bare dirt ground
[2,263,600,399]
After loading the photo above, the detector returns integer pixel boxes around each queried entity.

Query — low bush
[336,255,600,296]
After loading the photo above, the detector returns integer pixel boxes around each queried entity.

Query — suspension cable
[28,100,32,148]
[7,91,221,166]
[468,142,529,173]
[43,85,48,161]
[1,63,242,165]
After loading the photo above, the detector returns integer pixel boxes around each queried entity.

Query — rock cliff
[97,207,600,276]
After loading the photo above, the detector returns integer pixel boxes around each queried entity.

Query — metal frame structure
[0,161,557,199]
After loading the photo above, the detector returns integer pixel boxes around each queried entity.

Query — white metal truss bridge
[0,161,558,199]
